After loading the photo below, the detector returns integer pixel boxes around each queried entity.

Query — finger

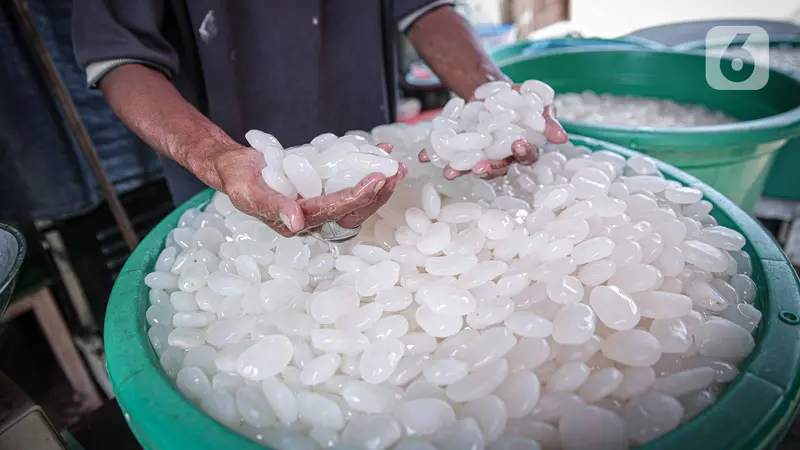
[371,162,405,183]
[396,162,408,180]
[337,170,401,229]
[543,105,569,144]
[221,149,306,234]
[443,165,468,180]
[483,164,511,179]
[265,218,298,238]
[336,162,406,228]
[249,184,305,234]
[298,173,387,230]
[511,139,538,165]
[471,158,512,179]
[470,160,493,179]
[418,149,430,163]
[254,191,305,235]
[376,143,393,154]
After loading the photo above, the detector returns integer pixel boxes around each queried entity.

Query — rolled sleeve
[72,0,178,88]
[396,0,455,33]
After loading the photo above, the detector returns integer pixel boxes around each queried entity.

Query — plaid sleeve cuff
[397,0,455,33]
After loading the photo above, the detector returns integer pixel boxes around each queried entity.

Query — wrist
[408,6,509,102]
[182,136,246,192]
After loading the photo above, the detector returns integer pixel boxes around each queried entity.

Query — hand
[419,86,569,181]
[299,143,407,230]
[214,143,405,237]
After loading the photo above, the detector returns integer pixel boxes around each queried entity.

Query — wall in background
[459,0,504,24]
[532,0,569,31]
[460,0,570,38]
[570,0,800,38]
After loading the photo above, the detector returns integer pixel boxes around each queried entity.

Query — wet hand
[214,143,405,237]
[419,84,569,180]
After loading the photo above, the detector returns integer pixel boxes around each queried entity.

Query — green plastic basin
[499,48,800,212]
[675,36,800,201]
[105,136,800,450]
[489,35,666,64]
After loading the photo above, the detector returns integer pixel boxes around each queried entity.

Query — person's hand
[213,143,405,237]
[418,85,569,181]
[300,143,407,230]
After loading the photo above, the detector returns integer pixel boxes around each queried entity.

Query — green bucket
[675,35,800,201]
[105,135,800,450]
[499,48,800,213]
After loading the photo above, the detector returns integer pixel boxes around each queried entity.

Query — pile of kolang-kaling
[144,80,761,450]
[769,45,800,73]
[552,46,800,129]
[554,92,737,128]
[723,44,800,75]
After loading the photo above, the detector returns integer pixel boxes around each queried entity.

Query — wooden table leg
[29,289,104,412]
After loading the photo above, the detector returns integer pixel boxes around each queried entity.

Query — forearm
[98,64,238,191]
[407,6,508,100]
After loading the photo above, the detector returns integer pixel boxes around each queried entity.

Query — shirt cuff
[398,0,455,33]
[86,58,172,88]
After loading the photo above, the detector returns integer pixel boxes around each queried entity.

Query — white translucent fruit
[148,85,761,450]
[555,91,736,128]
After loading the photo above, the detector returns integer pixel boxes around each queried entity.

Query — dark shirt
[72,0,451,204]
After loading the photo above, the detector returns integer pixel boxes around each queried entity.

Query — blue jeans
[0,0,163,221]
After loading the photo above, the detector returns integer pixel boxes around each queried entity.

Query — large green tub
[499,48,800,212]
[489,35,665,64]
[106,136,800,450]
[675,35,800,201]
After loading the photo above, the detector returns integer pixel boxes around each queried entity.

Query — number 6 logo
[705,26,770,91]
